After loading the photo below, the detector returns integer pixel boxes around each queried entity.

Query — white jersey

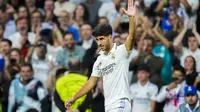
[92,43,130,106]
[130,81,158,112]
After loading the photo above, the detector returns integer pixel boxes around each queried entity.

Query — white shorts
[105,98,131,112]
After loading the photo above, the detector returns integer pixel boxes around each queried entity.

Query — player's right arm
[65,76,100,108]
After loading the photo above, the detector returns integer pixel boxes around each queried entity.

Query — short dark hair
[92,24,113,37]
[16,17,27,24]
[68,60,81,72]
[26,108,39,112]
[20,63,34,72]
[63,31,74,39]
[144,37,155,47]
[173,65,186,76]
[55,67,67,79]
[186,30,195,39]
[80,22,92,29]
[1,39,12,46]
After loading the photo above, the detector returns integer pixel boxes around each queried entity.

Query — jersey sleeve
[91,57,102,77]
[150,85,158,101]
[118,44,132,59]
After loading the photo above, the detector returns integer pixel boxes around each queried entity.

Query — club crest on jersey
[111,53,115,59]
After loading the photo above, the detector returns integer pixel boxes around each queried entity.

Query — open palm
[122,0,137,17]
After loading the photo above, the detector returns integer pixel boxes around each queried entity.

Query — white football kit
[92,43,131,112]
[130,81,158,112]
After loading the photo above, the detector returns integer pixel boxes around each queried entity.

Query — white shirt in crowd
[46,44,63,63]
[54,1,76,16]
[8,32,36,48]
[130,81,158,112]
[31,51,51,88]
[180,47,200,74]
[92,43,130,106]
[156,81,186,112]
[82,38,94,50]
[98,2,120,26]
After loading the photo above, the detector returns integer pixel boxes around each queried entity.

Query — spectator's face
[185,94,198,106]
[143,39,153,54]
[184,56,195,71]
[44,1,54,11]
[96,36,111,51]
[0,25,3,37]
[17,19,28,33]
[98,18,108,25]
[113,37,121,46]
[58,11,69,26]
[0,12,10,24]
[169,0,179,8]
[36,45,47,58]
[18,7,28,18]
[76,5,84,18]
[188,37,198,51]
[10,51,21,63]
[20,66,33,81]
[169,13,178,25]
[0,42,11,54]
[63,34,75,49]
[172,70,184,83]
[31,12,42,25]
[26,0,36,6]
[120,32,128,44]
[137,70,149,82]
[80,24,92,40]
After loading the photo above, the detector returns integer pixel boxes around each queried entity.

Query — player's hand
[121,0,137,17]
[65,97,76,109]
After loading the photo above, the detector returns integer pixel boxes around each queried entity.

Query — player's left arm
[122,0,137,52]
[150,101,156,112]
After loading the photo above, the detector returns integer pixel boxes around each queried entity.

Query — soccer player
[65,0,137,111]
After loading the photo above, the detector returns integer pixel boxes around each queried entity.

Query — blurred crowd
[0,0,200,112]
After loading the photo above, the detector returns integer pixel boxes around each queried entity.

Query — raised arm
[153,18,171,48]
[173,20,189,48]
[192,24,200,45]
[122,0,137,52]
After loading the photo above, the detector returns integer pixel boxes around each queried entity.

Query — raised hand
[192,24,197,34]
[121,0,137,17]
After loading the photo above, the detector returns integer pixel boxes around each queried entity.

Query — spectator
[53,0,76,16]
[83,0,102,25]
[113,35,121,46]
[184,56,198,86]
[178,85,200,112]
[31,11,43,33]
[56,32,85,69]
[8,63,46,112]
[40,28,63,63]
[25,0,43,15]
[6,48,24,80]
[97,16,109,25]
[58,11,80,41]
[72,3,89,30]
[43,0,57,25]
[173,21,200,74]
[98,0,121,26]
[0,3,16,39]
[0,39,12,56]
[156,65,186,112]
[54,60,92,112]
[78,23,98,76]
[8,17,35,57]
[130,64,158,112]
[29,41,53,89]
[17,5,30,19]
[129,36,163,87]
